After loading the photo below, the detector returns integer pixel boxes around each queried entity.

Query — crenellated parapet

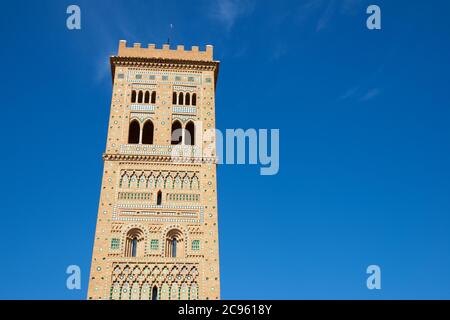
[117,40,214,61]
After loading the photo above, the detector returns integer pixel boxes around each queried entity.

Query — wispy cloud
[295,0,364,32]
[208,0,254,32]
[295,0,325,24]
[339,86,360,100]
[339,86,382,102]
[340,0,364,15]
[316,0,337,32]
[86,3,137,84]
[269,42,288,61]
[359,88,382,102]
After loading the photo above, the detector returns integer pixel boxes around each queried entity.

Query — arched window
[185,93,190,106]
[131,90,137,103]
[165,229,183,258]
[171,239,177,257]
[125,228,144,257]
[192,93,197,106]
[171,121,182,145]
[172,92,177,105]
[157,190,162,205]
[138,91,143,103]
[151,91,156,104]
[178,92,184,105]
[144,91,150,104]
[185,121,195,146]
[128,120,140,144]
[142,120,154,145]
[131,238,138,257]
[152,286,158,300]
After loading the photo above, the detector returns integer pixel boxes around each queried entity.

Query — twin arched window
[173,92,197,106]
[171,121,182,145]
[185,122,195,146]
[128,120,140,144]
[125,228,144,257]
[124,227,184,259]
[128,120,154,145]
[131,238,138,257]
[142,121,154,144]
[171,121,195,146]
[165,229,183,258]
[131,90,156,104]
[171,239,177,257]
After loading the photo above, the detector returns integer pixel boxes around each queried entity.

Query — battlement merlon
[110,40,220,86]
[117,40,214,61]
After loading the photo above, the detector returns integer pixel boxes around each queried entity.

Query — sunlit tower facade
[87,40,221,300]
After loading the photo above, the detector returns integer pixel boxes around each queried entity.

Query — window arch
[185,121,195,146]
[144,91,150,104]
[128,120,140,144]
[171,121,182,145]
[151,91,156,104]
[125,228,144,257]
[172,92,177,105]
[178,92,184,106]
[192,93,197,106]
[142,120,154,145]
[131,90,137,103]
[137,91,143,103]
[157,190,162,206]
[165,229,184,258]
[185,93,190,106]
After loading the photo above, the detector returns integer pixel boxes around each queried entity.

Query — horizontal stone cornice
[102,153,217,164]
[110,56,219,85]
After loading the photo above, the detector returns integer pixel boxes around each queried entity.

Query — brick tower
[87,40,220,300]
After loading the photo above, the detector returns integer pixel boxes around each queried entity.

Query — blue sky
[1,0,450,299]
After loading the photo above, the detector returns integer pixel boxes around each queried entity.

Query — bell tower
[87,40,221,300]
